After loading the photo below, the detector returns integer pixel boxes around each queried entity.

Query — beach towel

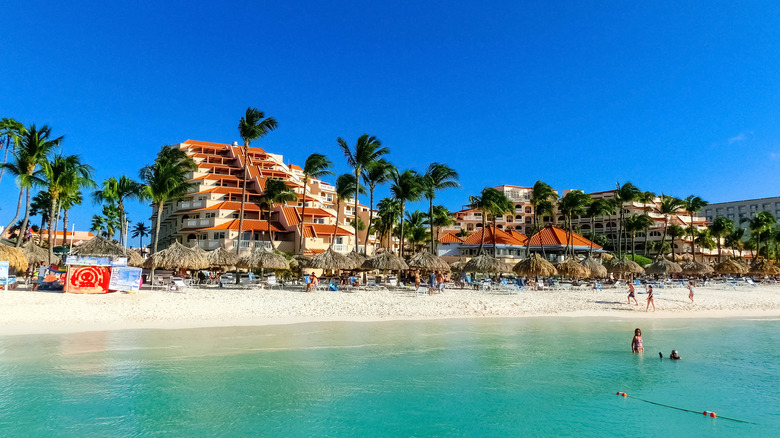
[329,283,339,291]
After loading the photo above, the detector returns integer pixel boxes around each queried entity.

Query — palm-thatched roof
[72,236,127,257]
[714,258,749,275]
[463,254,508,273]
[21,241,48,266]
[407,250,451,272]
[305,248,353,270]
[126,249,145,267]
[206,247,240,268]
[749,260,780,275]
[449,258,468,271]
[555,257,589,278]
[0,243,28,272]
[239,248,289,270]
[580,256,608,278]
[672,253,694,263]
[362,251,409,271]
[144,241,210,270]
[292,254,311,269]
[600,253,613,260]
[606,257,645,275]
[644,257,682,275]
[513,253,557,277]
[345,251,367,270]
[679,260,714,275]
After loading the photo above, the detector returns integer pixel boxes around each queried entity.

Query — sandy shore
[1,283,779,335]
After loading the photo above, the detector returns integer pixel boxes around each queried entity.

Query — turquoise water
[0,318,778,437]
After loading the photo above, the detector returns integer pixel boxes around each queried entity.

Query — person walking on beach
[435,270,444,294]
[646,285,655,312]
[414,270,421,290]
[309,272,318,292]
[631,328,644,353]
[428,271,436,295]
[687,282,695,303]
[627,281,637,305]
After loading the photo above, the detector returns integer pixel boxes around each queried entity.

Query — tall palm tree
[376,197,401,251]
[694,229,717,262]
[91,215,107,238]
[361,159,395,255]
[709,216,735,262]
[337,134,389,252]
[297,153,333,254]
[0,118,25,184]
[92,175,144,249]
[404,210,429,253]
[94,205,121,240]
[656,194,685,257]
[330,174,363,250]
[529,180,558,237]
[131,222,150,249]
[486,190,514,257]
[30,191,52,245]
[258,179,298,250]
[43,154,95,261]
[557,190,591,257]
[429,205,455,252]
[470,187,512,256]
[585,199,616,255]
[682,195,708,259]
[59,189,85,250]
[237,107,278,254]
[389,169,423,257]
[613,182,641,257]
[422,163,460,253]
[725,227,746,258]
[667,224,685,260]
[624,214,653,260]
[742,211,776,260]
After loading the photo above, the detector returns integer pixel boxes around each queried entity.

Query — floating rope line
[615,392,755,424]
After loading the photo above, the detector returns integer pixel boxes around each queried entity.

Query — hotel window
[205,212,216,218]
[525,207,532,213]
[728,207,734,212]
[728,214,734,219]
[213,232,225,239]
[750,204,758,211]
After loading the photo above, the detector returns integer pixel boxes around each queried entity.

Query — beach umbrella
[555,257,589,278]
[672,253,694,263]
[408,250,451,272]
[749,260,780,276]
[679,260,714,275]
[513,253,557,277]
[0,243,28,272]
[449,257,468,272]
[144,241,210,270]
[580,255,608,278]
[463,254,508,274]
[305,248,353,271]
[206,247,240,269]
[239,248,289,270]
[345,251,368,269]
[292,254,311,269]
[600,253,613,261]
[21,241,48,266]
[126,249,145,267]
[362,251,409,271]
[606,257,645,275]
[71,236,127,257]
[644,257,682,275]
[714,258,749,275]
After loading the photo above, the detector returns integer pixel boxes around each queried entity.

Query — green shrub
[626,254,652,267]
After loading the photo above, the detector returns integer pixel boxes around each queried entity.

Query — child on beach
[631,328,644,353]
[688,282,694,303]
[627,281,637,305]
[646,285,655,312]
[309,272,318,292]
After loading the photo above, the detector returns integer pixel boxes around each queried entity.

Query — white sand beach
[2,283,779,335]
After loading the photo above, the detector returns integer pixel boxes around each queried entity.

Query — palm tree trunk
[150,201,164,286]
[330,200,341,249]
[38,214,46,245]
[0,137,10,184]
[298,180,308,254]
[689,214,695,260]
[364,188,375,256]
[429,198,435,254]
[47,198,58,262]
[399,202,406,257]
[267,206,277,251]
[15,187,32,247]
[589,216,595,256]
[492,223,498,257]
[477,214,486,256]
[2,188,23,239]
[53,203,62,258]
[236,146,249,254]
[354,169,360,253]
[62,209,69,250]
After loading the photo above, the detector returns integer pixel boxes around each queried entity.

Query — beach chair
[745,278,757,288]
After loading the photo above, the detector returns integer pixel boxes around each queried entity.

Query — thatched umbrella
[144,241,210,270]
[362,251,409,271]
[463,254,508,274]
[513,253,557,277]
[292,254,311,269]
[206,247,240,269]
[21,241,48,266]
[305,248,353,271]
[580,256,608,278]
[600,253,613,260]
[555,257,589,278]
[126,249,145,267]
[679,260,714,275]
[644,257,682,275]
[345,251,368,270]
[408,250,450,272]
[72,236,127,257]
[606,257,645,275]
[749,260,780,276]
[449,258,468,271]
[672,253,694,263]
[0,243,28,272]
[240,248,289,270]
[714,258,749,275]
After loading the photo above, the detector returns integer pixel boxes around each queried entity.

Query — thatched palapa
[126,250,145,267]
[644,257,682,275]
[463,254,508,273]
[292,254,311,269]
[206,247,240,268]
[362,251,409,271]
[714,258,749,275]
[72,236,127,257]
[555,257,589,278]
[513,253,557,277]
[580,256,608,278]
[240,248,289,270]
[21,241,48,266]
[305,248,353,270]
[606,257,645,275]
[679,260,714,275]
[0,243,28,272]
[408,250,450,272]
[749,260,780,276]
[144,241,209,270]
[672,253,694,263]
[346,251,367,270]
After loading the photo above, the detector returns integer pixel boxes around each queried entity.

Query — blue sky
[2,1,780,240]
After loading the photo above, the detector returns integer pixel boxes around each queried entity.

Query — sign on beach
[0,260,8,286]
[108,267,142,292]
[65,255,112,266]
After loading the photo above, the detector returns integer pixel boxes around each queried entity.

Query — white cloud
[728,131,754,144]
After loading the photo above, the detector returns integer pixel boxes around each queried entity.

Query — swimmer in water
[670,350,681,360]
[631,328,644,353]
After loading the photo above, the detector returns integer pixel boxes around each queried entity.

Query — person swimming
[670,350,681,360]
[631,328,644,353]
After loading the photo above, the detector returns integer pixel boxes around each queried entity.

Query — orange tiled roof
[289,164,302,171]
[303,224,353,238]
[438,232,464,244]
[281,206,301,226]
[462,227,527,246]
[202,220,283,233]
[193,202,260,212]
[526,225,602,249]
[304,248,326,255]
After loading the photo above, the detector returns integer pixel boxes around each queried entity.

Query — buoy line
[615,392,755,424]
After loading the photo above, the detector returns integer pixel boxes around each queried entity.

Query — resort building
[33,230,96,247]
[700,196,780,229]
[152,140,379,255]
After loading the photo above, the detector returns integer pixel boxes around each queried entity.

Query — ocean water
[0,317,777,437]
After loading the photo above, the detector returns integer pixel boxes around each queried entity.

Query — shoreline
[1,284,779,336]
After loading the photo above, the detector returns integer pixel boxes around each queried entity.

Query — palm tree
[656,194,685,257]
[330,174,363,250]
[337,134,389,252]
[58,190,84,251]
[694,229,717,262]
[361,159,395,255]
[709,217,735,262]
[92,175,145,249]
[613,182,641,257]
[389,169,423,257]
[0,125,61,245]
[529,180,558,237]
[376,197,401,251]
[94,205,121,240]
[139,146,196,255]
[557,190,591,257]
[90,215,106,238]
[404,210,429,253]
[131,222,150,249]
[742,211,776,260]
[682,195,708,259]
[258,179,298,250]
[470,187,512,256]
[30,191,52,245]
[667,224,685,260]
[725,227,746,258]
[429,205,455,252]
[624,214,653,260]
[0,118,25,184]
[422,163,460,253]
[43,154,95,261]
[237,107,278,254]
[585,199,616,255]
[296,153,334,254]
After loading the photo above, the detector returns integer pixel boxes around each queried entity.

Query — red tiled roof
[281,206,301,226]
[303,224,353,237]
[202,220,283,233]
[438,232,464,244]
[289,164,302,171]
[526,226,602,249]
[462,227,527,246]
[193,202,260,212]
[304,249,326,255]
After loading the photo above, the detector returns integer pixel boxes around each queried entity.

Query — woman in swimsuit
[631,328,644,353]
[627,281,637,305]
[688,282,694,303]
[646,285,655,312]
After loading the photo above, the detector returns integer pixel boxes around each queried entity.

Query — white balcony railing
[192,201,203,208]
[180,201,191,209]
[333,244,349,253]
[198,219,210,226]
[185,219,197,227]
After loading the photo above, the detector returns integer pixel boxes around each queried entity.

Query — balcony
[333,243,349,253]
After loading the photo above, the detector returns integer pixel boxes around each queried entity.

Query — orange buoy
[621,393,627,397]
[710,412,717,418]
